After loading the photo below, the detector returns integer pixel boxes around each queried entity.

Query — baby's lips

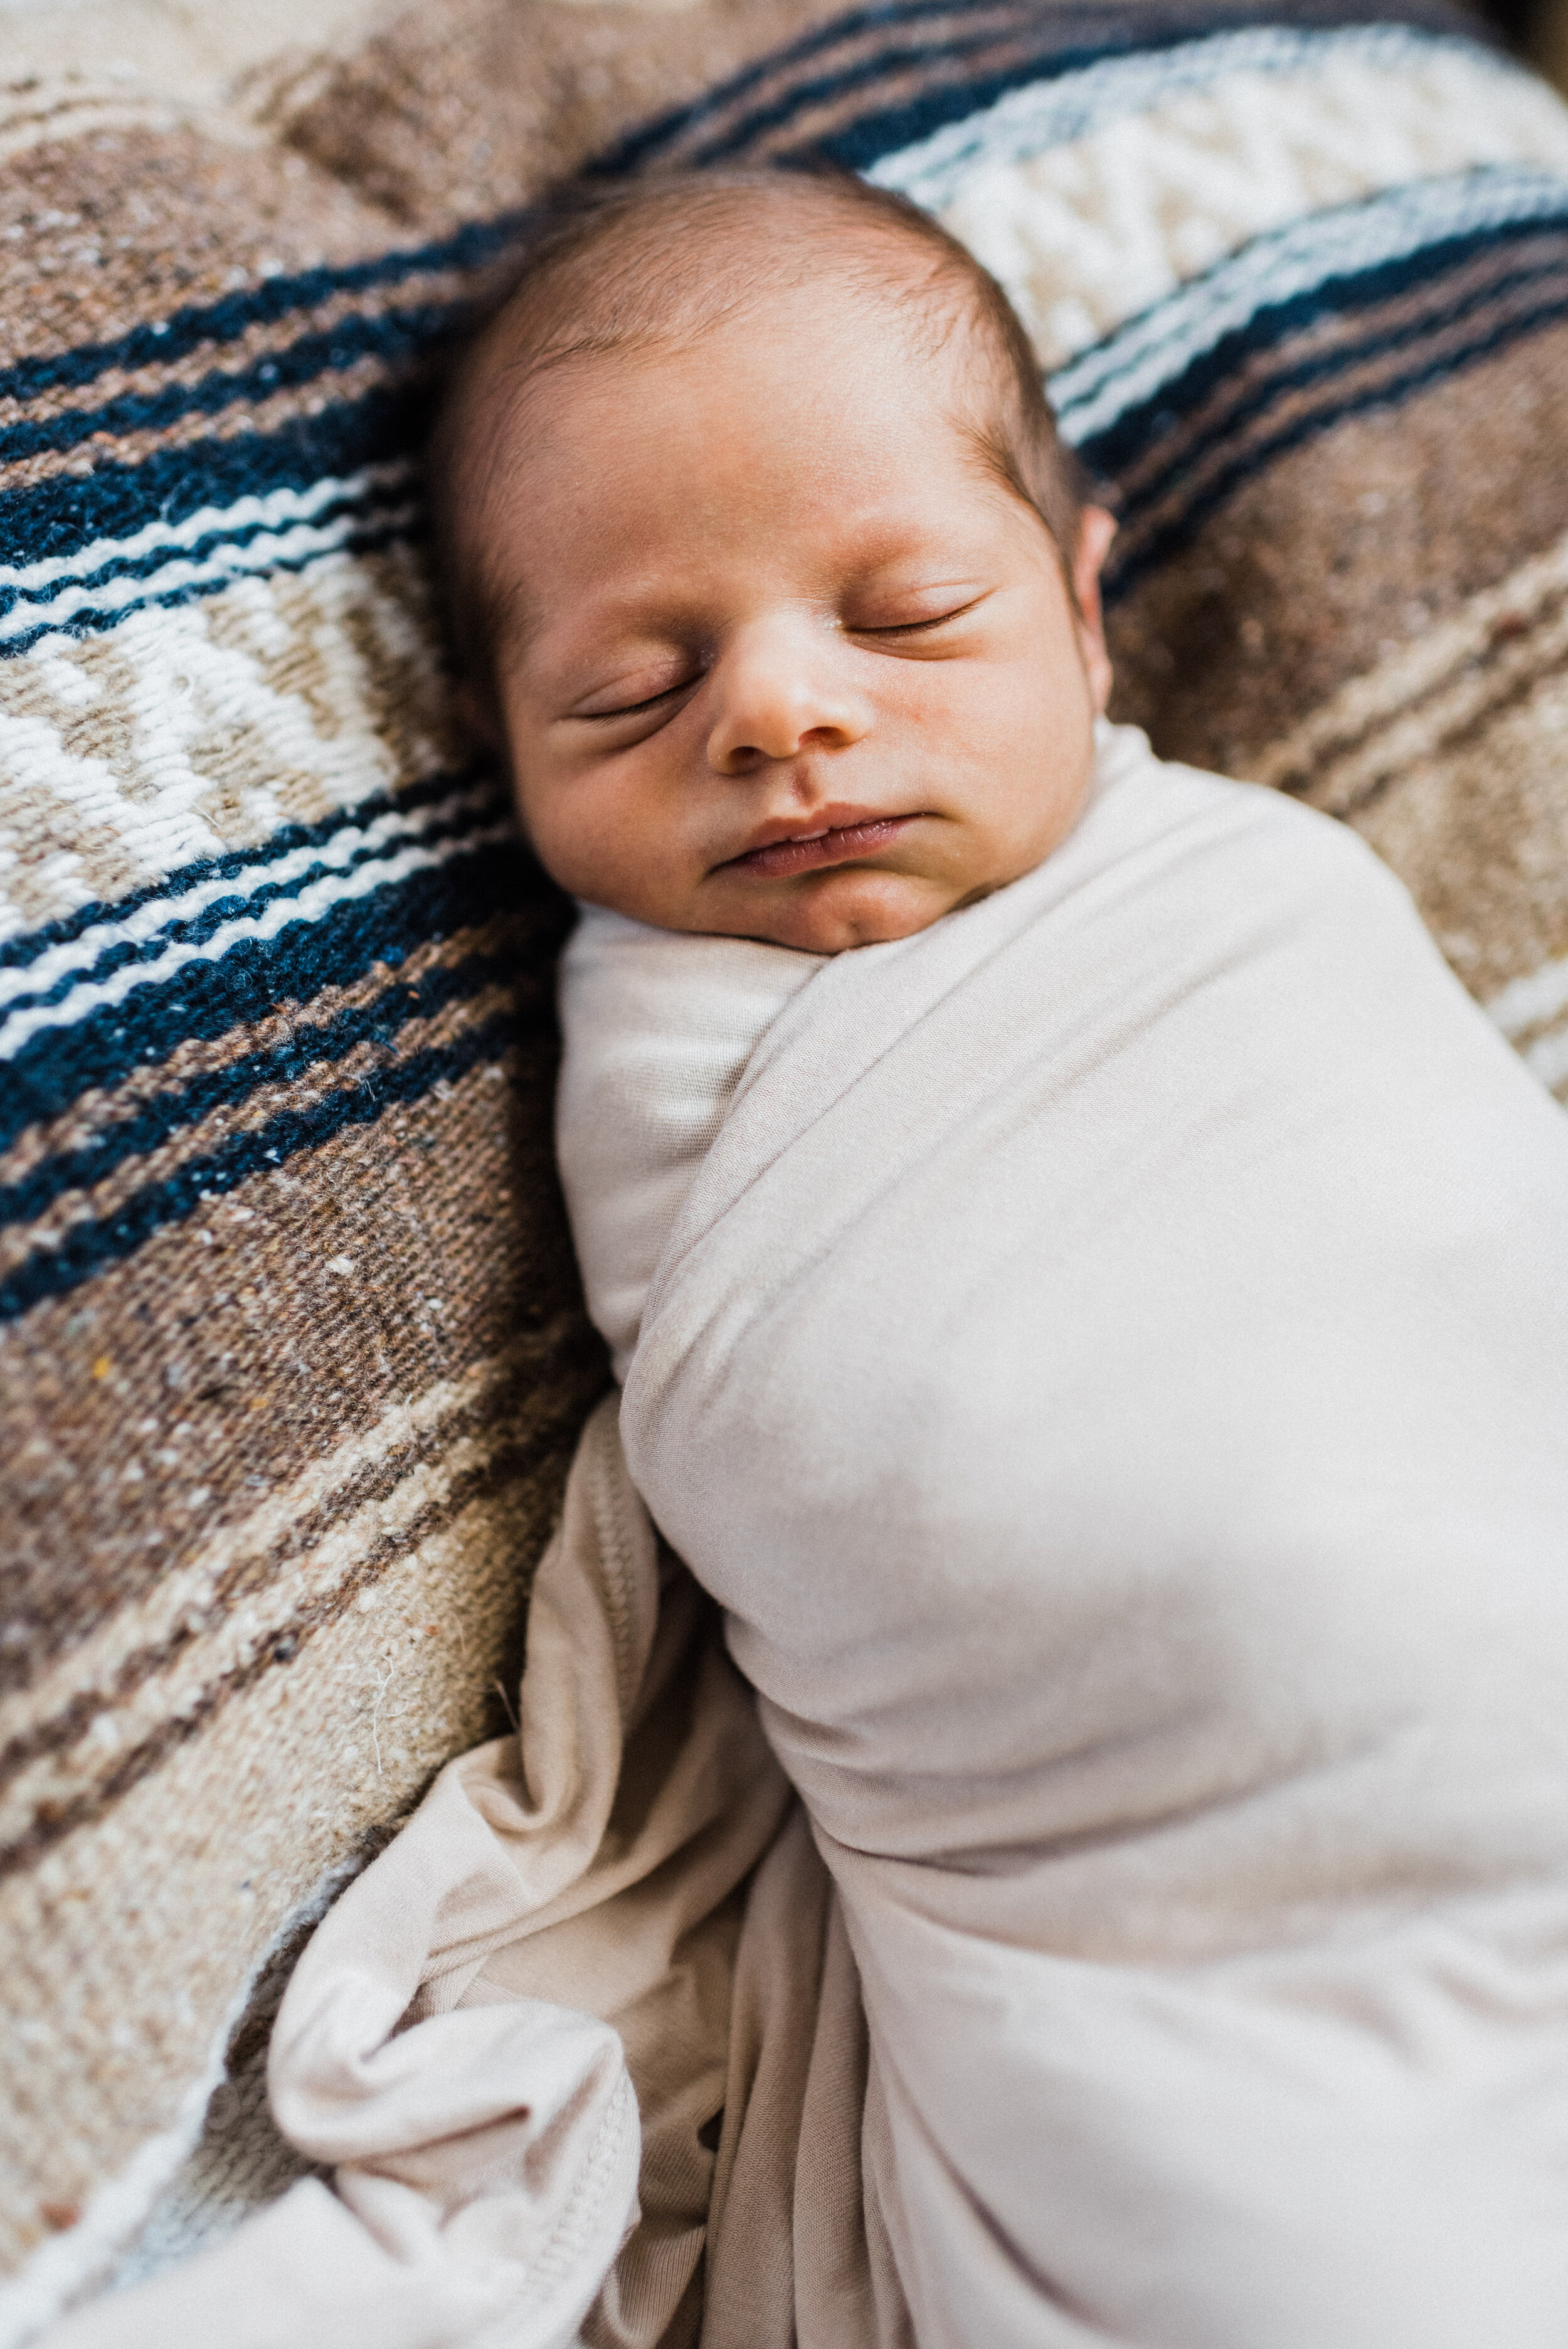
[721,814,918,879]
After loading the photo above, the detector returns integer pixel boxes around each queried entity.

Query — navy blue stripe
[4,800,502,1024]
[0,377,435,579]
[1080,209,1568,486]
[592,0,1003,172]
[0,512,422,660]
[0,213,526,414]
[654,24,1076,174]
[0,767,494,977]
[0,837,554,1157]
[0,1008,532,1324]
[1102,270,1568,596]
[0,301,463,476]
[0,950,529,1236]
[592,0,1487,176]
[819,8,1490,175]
[0,475,405,628]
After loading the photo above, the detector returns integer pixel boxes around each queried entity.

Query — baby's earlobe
[1074,506,1118,600]
[1073,507,1118,714]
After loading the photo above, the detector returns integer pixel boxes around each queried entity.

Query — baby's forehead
[476,199,974,426]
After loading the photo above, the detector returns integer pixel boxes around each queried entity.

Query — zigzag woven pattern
[3,0,1568,2333]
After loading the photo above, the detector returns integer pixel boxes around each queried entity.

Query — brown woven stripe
[1356,664,1568,1007]
[277,0,845,227]
[1,980,523,1281]
[1111,230,1568,518]
[1,1036,593,1680]
[1107,316,1568,777]
[0,128,398,363]
[1251,533,1568,811]
[0,1340,602,1879]
[1111,268,1568,588]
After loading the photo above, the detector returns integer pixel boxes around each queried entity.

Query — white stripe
[0,780,494,1018]
[0,462,411,595]
[1047,164,1568,443]
[873,29,1568,378]
[0,819,516,1061]
[1486,953,1568,1039]
[867,25,1528,213]
[0,496,418,645]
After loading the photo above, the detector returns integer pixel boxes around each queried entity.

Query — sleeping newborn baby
[432,170,1568,2346]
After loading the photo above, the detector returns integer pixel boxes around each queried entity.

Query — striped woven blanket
[3,0,1567,2338]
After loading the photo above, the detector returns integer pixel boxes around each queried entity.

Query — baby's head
[431,167,1115,953]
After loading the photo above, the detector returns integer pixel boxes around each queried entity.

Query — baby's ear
[1071,506,1117,715]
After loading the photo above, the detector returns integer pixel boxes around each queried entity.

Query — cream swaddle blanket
[560,721,1568,2347]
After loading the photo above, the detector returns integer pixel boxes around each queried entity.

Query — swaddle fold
[563,722,1568,2347]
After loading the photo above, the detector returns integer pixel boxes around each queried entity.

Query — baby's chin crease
[719,888,966,952]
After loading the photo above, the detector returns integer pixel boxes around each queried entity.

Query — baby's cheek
[518,766,672,915]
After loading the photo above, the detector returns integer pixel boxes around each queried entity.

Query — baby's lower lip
[721,815,916,880]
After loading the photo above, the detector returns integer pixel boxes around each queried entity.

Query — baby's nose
[705,621,874,775]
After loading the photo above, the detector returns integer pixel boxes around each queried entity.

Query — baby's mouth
[718,814,918,881]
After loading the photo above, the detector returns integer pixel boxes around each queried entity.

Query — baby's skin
[452,269,1116,955]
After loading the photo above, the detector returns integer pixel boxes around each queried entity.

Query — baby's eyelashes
[845,587,989,640]
[565,671,701,723]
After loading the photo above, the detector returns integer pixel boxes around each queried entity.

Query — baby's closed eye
[566,665,701,723]
[844,583,990,640]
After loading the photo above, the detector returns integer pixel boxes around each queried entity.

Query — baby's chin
[691,864,991,954]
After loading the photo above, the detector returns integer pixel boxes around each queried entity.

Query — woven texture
[3,0,1568,2335]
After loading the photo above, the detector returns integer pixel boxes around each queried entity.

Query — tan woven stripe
[0,87,192,169]
[0,1337,597,1872]
[0,979,519,1280]
[0,917,536,1194]
[0,1,406,134]
[1248,529,1568,811]
[0,1325,564,1763]
[0,1453,569,2271]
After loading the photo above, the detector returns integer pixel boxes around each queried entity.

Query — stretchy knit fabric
[560,721,1568,2348]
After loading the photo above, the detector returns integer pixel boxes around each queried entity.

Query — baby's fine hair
[428,165,1089,699]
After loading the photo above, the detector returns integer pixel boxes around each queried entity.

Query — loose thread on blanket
[369,1667,392,1778]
